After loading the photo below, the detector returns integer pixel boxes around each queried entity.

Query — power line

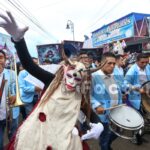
[13,0,47,29]
[7,0,58,41]
[7,0,53,37]
[91,0,123,29]
[89,0,111,22]
[84,0,123,32]
[0,1,55,42]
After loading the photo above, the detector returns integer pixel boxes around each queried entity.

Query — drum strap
[141,80,150,88]
[0,75,6,104]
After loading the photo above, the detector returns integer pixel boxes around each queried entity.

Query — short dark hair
[87,52,94,59]
[137,53,148,61]
[0,50,6,59]
[79,51,87,56]
[115,54,122,60]
[101,52,116,62]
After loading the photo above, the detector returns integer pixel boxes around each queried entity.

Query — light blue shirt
[18,70,35,103]
[113,65,124,89]
[0,69,20,120]
[125,63,150,110]
[91,69,122,123]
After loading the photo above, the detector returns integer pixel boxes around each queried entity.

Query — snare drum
[142,94,150,120]
[141,93,150,132]
[141,81,150,120]
[109,105,144,140]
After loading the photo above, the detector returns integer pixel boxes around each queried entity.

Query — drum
[141,81,150,120]
[141,94,150,120]
[141,81,150,132]
[109,105,144,140]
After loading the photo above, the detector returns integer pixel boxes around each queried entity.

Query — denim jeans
[8,118,19,140]
[24,103,33,119]
[0,119,6,150]
[32,94,39,106]
[99,123,117,150]
[20,106,26,120]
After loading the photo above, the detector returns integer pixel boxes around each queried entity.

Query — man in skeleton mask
[0,11,103,150]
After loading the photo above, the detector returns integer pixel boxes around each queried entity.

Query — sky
[0,0,150,57]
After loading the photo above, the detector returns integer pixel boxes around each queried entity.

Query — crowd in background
[0,45,150,150]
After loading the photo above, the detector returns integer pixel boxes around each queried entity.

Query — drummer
[125,53,150,111]
[91,52,122,150]
[124,53,150,144]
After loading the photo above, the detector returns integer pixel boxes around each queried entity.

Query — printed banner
[37,41,83,65]
[92,15,134,47]
[0,32,16,67]
[37,44,62,64]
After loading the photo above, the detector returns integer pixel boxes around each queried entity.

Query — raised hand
[81,122,104,140]
[0,11,28,41]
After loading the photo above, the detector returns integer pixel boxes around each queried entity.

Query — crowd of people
[0,11,150,150]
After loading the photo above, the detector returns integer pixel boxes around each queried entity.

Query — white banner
[24,64,61,89]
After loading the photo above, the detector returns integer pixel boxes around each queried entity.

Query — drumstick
[104,104,126,111]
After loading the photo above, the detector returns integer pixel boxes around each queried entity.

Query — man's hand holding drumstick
[96,104,127,114]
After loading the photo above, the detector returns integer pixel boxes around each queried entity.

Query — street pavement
[5,133,150,150]
[88,133,150,150]
[5,132,150,150]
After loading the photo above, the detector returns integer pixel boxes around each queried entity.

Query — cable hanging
[7,0,58,42]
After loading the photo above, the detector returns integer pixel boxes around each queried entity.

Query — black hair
[101,52,116,62]
[136,53,148,61]
[87,52,94,59]
[79,51,87,56]
[0,50,6,59]
[115,54,122,60]
[16,62,23,75]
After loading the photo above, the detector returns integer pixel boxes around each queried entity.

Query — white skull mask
[64,68,82,92]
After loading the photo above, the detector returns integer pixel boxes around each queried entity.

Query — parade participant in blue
[125,53,150,110]
[113,54,124,88]
[124,53,150,145]
[18,57,42,119]
[0,11,103,150]
[0,50,19,150]
[91,52,122,150]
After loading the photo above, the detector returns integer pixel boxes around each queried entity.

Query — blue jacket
[18,70,35,103]
[125,63,150,110]
[113,65,124,89]
[91,70,122,123]
[4,69,19,119]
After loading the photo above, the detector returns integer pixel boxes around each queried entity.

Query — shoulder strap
[0,75,6,104]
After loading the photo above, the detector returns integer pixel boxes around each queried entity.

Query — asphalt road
[5,132,150,150]
[88,133,150,150]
